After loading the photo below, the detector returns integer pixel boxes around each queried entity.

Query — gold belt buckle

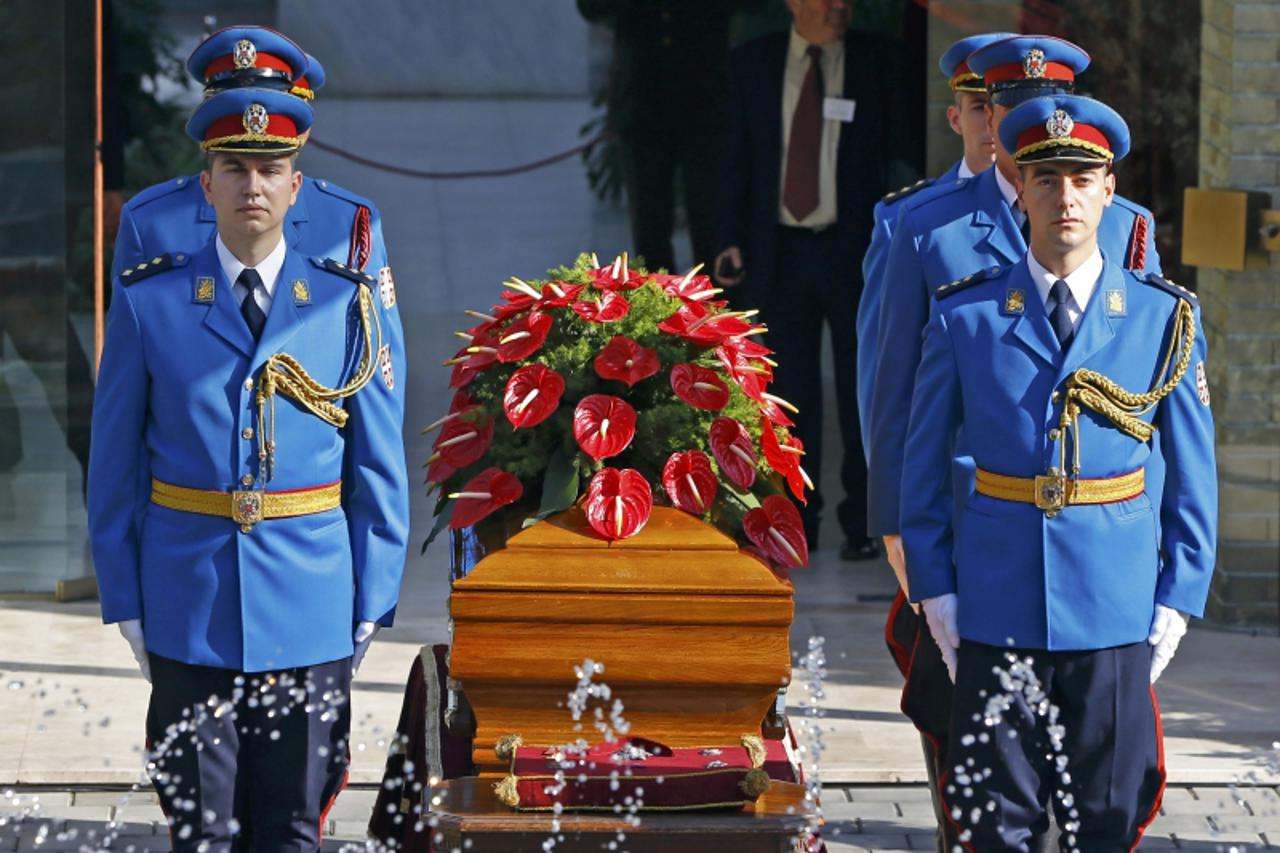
[1034,469,1068,515]
[231,490,265,532]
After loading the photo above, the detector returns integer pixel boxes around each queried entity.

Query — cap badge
[1023,48,1047,79]
[233,38,257,70]
[243,103,270,136]
[1046,109,1074,140]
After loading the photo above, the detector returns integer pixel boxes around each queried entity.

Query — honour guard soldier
[858,32,1011,853]
[901,95,1216,851]
[112,27,404,372]
[866,34,1161,584]
[88,86,409,850]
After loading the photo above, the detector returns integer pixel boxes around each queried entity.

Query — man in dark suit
[714,0,900,558]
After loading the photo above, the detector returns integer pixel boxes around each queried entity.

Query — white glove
[921,593,960,683]
[1147,605,1189,684]
[117,619,151,682]
[352,621,379,675]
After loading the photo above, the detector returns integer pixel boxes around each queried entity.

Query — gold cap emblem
[243,103,270,136]
[1046,109,1074,140]
[233,38,257,70]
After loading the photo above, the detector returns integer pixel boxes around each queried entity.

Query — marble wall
[278,0,593,97]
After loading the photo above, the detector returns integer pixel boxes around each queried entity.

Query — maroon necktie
[783,45,824,222]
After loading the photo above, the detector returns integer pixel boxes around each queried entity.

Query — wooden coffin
[448,506,794,775]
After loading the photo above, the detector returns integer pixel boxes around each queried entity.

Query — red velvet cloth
[501,736,799,812]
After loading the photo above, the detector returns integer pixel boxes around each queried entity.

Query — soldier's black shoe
[840,538,880,562]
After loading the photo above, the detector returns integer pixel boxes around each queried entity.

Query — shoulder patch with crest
[1195,361,1210,406]
[881,177,935,205]
[1137,272,1198,306]
[312,256,376,287]
[119,252,191,286]
[935,265,1005,301]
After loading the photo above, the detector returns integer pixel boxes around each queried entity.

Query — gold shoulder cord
[254,283,384,483]
[1053,298,1196,477]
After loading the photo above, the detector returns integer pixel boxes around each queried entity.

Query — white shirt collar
[1026,247,1104,317]
[788,27,841,62]
[994,166,1020,209]
[215,233,286,297]
[957,160,976,180]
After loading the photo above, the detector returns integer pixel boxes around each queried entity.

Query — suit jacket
[717,29,899,307]
[901,258,1215,650]
[867,166,1162,535]
[88,239,409,672]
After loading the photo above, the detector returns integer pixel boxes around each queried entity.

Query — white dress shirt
[1026,246,1104,331]
[216,233,286,316]
[779,28,844,228]
[994,166,1026,228]
[957,160,977,180]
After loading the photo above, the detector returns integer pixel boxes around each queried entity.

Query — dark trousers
[763,225,868,545]
[618,122,721,273]
[146,653,353,852]
[945,641,1164,852]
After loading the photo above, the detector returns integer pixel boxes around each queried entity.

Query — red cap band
[1016,121,1111,155]
[203,52,295,80]
[984,61,1076,86]
[206,111,300,142]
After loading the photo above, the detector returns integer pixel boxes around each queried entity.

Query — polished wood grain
[449,506,795,774]
[428,776,817,853]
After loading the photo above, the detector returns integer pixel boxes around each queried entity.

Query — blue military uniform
[900,94,1217,852]
[91,71,408,851]
[866,34,1162,538]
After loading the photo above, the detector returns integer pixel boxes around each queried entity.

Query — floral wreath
[425,253,811,570]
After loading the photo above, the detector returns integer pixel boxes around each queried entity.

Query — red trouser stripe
[1130,686,1167,851]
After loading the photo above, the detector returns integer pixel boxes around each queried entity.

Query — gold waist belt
[150,478,341,532]
[974,467,1144,514]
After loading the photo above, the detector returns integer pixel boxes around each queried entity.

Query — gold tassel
[740,734,767,769]
[492,775,520,808]
[494,733,524,763]
[738,768,771,799]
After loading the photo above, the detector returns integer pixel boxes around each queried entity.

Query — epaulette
[312,256,376,286]
[1137,272,1198,306]
[934,265,1005,300]
[118,252,190,286]
[123,175,198,210]
[881,177,934,205]
[309,177,376,210]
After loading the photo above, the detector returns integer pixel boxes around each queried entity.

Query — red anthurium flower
[423,390,480,436]
[653,269,724,305]
[496,311,553,362]
[588,254,647,291]
[503,364,566,428]
[448,358,481,389]
[708,417,757,490]
[760,418,810,502]
[432,412,495,469]
[720,335,774,360]
[743,495,809,568]
[584,467,653,540]
[425,455,456,485]
[573,394,637,460]
[669,363,730,411]
[572,290,631,323]
[594,336,660,387]
[756,391,797,428]
[657,303,757,346]
[448,468,524,528]
[539,280,584,308]
[715,346,773,399]
[662,450,718,515]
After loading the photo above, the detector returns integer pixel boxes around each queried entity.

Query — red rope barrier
[306,131,611,181]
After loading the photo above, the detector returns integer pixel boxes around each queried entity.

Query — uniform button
[241,474,254,487]
[244,378,254,391]
[1048,428,1061,440]
[1051,391,1061,403]
[242,427,254,440]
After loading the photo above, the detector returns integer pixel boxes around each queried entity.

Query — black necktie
[1049,279,1073,349]
[237,268,267,341]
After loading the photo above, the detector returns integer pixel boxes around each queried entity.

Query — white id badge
[823,97,856,122]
